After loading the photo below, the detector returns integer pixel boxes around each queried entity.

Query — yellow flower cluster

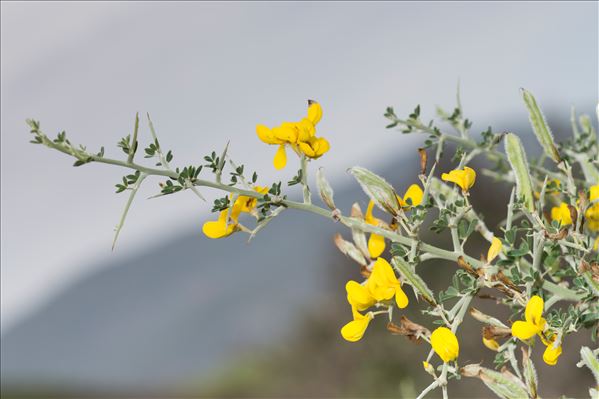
[256,101,329,170]
[202,186,268,239]
[511,295,563,366]
[364,184,424,258]
[341,258,409,342]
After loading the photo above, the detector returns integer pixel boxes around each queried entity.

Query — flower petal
[273,145,287,170]
[202,211,236,239]
[551,203,573,226]
[403,184,424,207]
[511,321,540,340]
[482,337,500,351]
[543,343,562,366]
[394,285,409,309]
[368,233,385,258]
[463,167,476,189]
[487,237,502,263]
[346,281,375,311]
[525,295,544,326]
[430,327,459,363]
[307,101,323,125]
[340,313,371,342]
[256,124,280,144]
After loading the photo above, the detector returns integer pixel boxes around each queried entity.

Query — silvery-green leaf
[505,133,535,212]
[392,256,436,305]
[334,234,367,266]
[521,88,560,162]
[462,364,529,399]
[579,346,599,385]
[521,347,538,398]
[316,167,336,210]
[349,166,400,215]
[469,307,509,328]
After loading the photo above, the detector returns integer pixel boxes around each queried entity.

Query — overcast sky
[1,1,597,331]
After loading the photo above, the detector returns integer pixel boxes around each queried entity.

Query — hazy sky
[1,1,597,331]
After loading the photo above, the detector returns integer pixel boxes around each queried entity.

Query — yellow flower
[306,99,323,125]
[346,280,376,312]
[202,187,267,239]
[594,237,599,251]
[202,209,239,239]
[430,327,459,363]
[367,258,409,308]
[511,295,546,340]
[345,258,408,314]
[441,166,476,192]
[541,337,563,366]
[397,184,424,208]
[482,337,500,351]
[363,184,422,258]
[487,237,502,263]
[551,203,573,226]
[365,200,386,258]
[297,136,330,159]
[585,184,599,231]
[422,361,435,375]
[340,307,373,342]
[256,101,329,170]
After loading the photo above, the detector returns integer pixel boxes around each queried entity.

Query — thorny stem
[112,173,147,250]
[40,135,585,302]
[395,117,566,182]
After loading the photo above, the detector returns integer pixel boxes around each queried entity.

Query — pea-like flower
[345,280,377,312]
[511,295,546,340]
[487,237,502,263]
[202,187,268,239]
[551,202,573,226]
[511,295,564,365]
[340,307,373,342]
[430,326,459,363]
[202,208,240,239]
[441,166,476,192]
[346,258,409,310]
[585,184,599,231]
[398,184,424,208]
[541,336,563,366]
[342,258,409,342]
[364,184,423,258]
[256,101,329,170]
[367,257,409,309]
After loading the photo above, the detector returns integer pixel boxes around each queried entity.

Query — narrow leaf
[392,256,436,305]
[521,88,560,162]
[505,133,535,212]
[316,167,336,210]
[349,166,400,216]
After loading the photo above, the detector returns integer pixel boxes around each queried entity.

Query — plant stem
[45,145,585,302]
